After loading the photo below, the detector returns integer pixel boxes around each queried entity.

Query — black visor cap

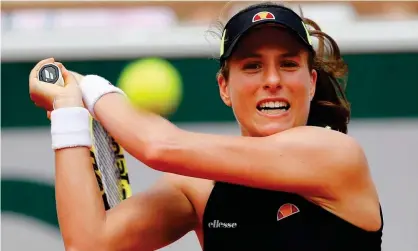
[220,5,315,65]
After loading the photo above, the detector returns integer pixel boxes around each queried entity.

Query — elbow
[66,247,110,251]
[63,233,110,251]
[142,141,163,168]
[65,246,99,251]
[141,129,184,172]
[66,241,113,251]
[65,241,108,251]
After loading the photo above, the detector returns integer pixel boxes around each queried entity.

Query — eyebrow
[235,51,301,60]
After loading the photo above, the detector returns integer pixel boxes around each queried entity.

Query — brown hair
[207,1,351,133]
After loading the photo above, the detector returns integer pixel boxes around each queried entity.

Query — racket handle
[38,63,65,87]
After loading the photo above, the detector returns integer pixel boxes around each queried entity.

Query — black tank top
[203,182,383,251]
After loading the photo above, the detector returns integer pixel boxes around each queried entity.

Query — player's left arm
[94,93,368,199]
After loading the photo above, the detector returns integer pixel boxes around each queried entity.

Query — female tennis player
[29,2,383,251]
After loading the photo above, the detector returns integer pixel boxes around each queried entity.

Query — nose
[263,64,281,92]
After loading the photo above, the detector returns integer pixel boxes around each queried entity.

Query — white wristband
[78,75,126,117]
[51,107,92,150]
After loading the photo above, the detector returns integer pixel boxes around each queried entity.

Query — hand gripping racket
[39,63,132,210]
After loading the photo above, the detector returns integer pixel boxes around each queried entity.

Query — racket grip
[38,63,65,87]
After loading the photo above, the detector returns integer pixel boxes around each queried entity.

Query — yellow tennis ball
[117,58,183,116]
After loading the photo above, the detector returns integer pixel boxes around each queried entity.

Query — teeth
[259,101,288,109]
[260,108,287,115]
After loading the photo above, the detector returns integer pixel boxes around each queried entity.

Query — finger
[47,111,51,120]
[57,64,78,87]
[31,81,64,110]
[35,81,63,94]
[55,62,63,70]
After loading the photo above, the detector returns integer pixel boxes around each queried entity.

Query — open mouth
[257,101,290,115]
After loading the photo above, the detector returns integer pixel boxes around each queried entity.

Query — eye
[281,60,299,69]
[242,62,262,71]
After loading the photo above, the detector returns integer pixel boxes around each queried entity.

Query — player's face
[218,25,317,137]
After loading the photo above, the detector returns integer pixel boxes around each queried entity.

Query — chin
[254,123,293,137]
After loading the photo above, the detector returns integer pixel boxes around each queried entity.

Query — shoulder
[273,126,366,160]
[273,126,369,184]
[286,128,381,230]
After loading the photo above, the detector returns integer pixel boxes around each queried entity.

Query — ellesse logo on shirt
[208,220,238,228]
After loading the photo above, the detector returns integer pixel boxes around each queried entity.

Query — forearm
[93,93,262,184]
[93,93,259,182]
[94,93,182,165]
[51,105,108,250]
[55,147,107,249]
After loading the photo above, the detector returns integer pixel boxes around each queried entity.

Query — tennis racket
[38,63,132,210]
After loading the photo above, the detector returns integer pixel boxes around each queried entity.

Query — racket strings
[92,120,123,208]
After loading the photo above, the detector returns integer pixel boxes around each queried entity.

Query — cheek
[283,70,311,92]
[227,75,260,123]
[285,72,312,101]
[228,75,258,105]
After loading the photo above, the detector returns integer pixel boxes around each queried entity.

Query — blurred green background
[2,1,418,251]
[2,53,418,128]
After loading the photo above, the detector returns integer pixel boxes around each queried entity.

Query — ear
[217,74,232,107]
[309,69,317,101]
